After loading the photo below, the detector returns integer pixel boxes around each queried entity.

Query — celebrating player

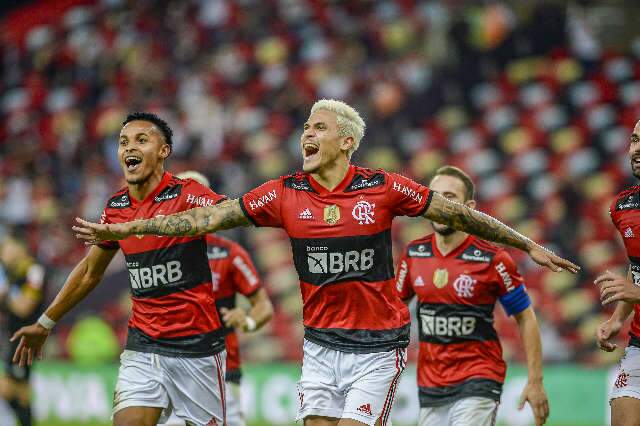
[177,170,274,426]
[396,166,548,426]
[10,113,228,426]
[0,234,46,426]
[74,99,578,426]
[595,119,640,426]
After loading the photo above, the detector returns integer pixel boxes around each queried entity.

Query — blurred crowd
[1,0,639,366]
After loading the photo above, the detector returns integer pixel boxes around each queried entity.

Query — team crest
[433,268,449,288]
[324,204,340,225]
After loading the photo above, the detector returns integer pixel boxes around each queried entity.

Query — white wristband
[244,316,257,332]
[38,313,56,330]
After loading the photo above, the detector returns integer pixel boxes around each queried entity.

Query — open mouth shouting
[303,143,320,163]
[124,155,143,172]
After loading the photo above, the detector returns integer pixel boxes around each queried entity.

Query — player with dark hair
[73,99,577,426]
[11,113,229,426]
[177,170,274,426]
[396,165,548,426]
[0,234,46,426]
[595,120,640,426]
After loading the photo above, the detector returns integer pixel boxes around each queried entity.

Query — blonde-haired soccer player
[74,99,578,426]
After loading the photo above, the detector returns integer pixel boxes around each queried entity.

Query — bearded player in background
[11,113,229,426]
[73,99,578,426]
[596,119,640,426]
[177,170,274,426]
[396,166,548,426]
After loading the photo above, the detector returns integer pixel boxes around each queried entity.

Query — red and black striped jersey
[396,234,530,406]
[206,234,262,383]
[99,172,227,357]
[610,186,640,346]
[240,164,432,353]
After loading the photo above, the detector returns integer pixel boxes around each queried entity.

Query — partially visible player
[0,234,46,426]
[74,100,578,426]
[177,170,274,426]
[11,113,229,426]
[595,119,640,426]
[396,166,548,426]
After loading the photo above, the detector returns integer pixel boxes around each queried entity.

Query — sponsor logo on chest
[127,260,183,289]
[306,247,374,274]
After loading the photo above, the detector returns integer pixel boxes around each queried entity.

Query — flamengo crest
[352,200,375,225]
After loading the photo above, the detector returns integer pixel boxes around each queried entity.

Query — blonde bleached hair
[310,99,366,159]
[176,170,210,187]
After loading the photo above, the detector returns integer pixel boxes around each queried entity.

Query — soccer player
[0,234,46,426]
[10,113,228,426]
[73,99,578,426]
[395,166,548,426]
[595,119,640,426]
[177,170,274,426]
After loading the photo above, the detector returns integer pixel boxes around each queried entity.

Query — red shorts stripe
[381,349,403,425]
[214,353,226,424]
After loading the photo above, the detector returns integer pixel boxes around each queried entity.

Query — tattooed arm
[424,192,580,273]
[74,199,250,242]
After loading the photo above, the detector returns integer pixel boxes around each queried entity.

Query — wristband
[244,316,257,332]
[37,313,56,330]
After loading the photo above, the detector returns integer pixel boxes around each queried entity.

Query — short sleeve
[97,209,120,251]
[240,179,284,228]
[494,250,531,316]
[386,172,433,218]
[609,196,620,227]
[395,250,414,300]
[182,180,227,208]
[229,243,261,297]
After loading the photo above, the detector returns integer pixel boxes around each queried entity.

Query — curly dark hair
[122,112,173,150]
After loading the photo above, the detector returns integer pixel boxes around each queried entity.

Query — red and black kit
[396,234,531,406]
[206,234,262,383]
[610,186,640,346]
[240,164,432,353]
[99,172,227,357]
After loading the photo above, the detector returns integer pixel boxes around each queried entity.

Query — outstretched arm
[10,245,117,366]
[423,192,579,273]
[74,199,250,243]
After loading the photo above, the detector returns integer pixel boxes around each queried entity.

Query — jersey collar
[432,234,474,258]
[128,171,173,206]
[307,164,355,195]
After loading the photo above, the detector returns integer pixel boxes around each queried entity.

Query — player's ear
[341,136,354,154]
[159,143,171,159]
[465,199,476,210]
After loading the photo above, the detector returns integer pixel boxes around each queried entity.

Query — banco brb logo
[307,249,375,274]
[352,201,375,225]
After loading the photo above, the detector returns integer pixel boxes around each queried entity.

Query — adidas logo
[414,276,425,287]
[299,208,314,220]
[625,227,634,238]
[356,403,372,416]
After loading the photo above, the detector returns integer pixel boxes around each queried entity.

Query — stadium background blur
[0,0,638,425]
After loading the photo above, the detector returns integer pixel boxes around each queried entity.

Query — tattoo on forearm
[130,199,250,237]
[425,192,534,251]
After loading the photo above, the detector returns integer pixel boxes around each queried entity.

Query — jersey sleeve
[609,195,620,228]
[493,250,531,316]
[97,208,120,251]
[395,249,414,300]
[182,179,227,208]
[229,243,262,297]
[240,179,284,228]
[386,172,433,218]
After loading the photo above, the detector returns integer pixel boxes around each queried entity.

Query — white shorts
[113,350,226,426]
[610,346,640,402]
[296,339,406,426]
[419,397,499,426]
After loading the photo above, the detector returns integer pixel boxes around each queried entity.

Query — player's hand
[220,307,248,330]
[595,270,640,305]
[527,245,580,274]
[73,218,130,244]
[596,318,624,352]
[518,380,549,426]
[10,323,50,367]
